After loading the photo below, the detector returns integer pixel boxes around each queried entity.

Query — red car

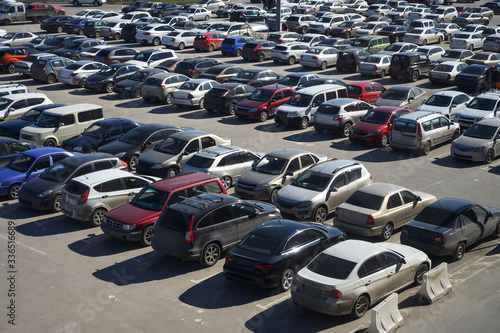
[349,106,411,147]
[235,85,295,122]
[347,81,386,104]
[294,7,317,15]
[27,3,65,15]
[456,6,472,16]
[0,47,36,73]
[101,172,227,246]
[193,32,227,52]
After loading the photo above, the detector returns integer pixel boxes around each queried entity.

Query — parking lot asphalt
[0,1,499,332]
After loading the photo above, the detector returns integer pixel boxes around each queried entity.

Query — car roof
[267,148,314,159]
[170,193,239,216]
[321,239,386,262]
[250,219,316,239]
[295,84,344,94]
[133,123,179,133]
[25,147,68,157]
[213,83,244,89]
[72,169,136,186]
[59,153,117,167]
[431,91,467,97]
[426,198,475,213]
[150,172,217,191]
[356,183,406,196]
[195,145,247,159]
[387,85,414,91]
[309,159,360,174]
[371,106,407,113]
[170,129,213,140]
[259,84,292,91]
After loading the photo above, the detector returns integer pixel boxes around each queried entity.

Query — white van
[0,92,51,121]
[274,84,348,129]
[20,103,104,147]
[0,83,28,97]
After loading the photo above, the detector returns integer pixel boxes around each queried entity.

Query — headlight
[115,152,126,158]
[151,163,162,169]
[475,117,485,123]
[254,184,268,191]
[289,111,298,117]
[121,224,136,231]
[368,129,381,136]
[474,144,487,152]
[36,189,53,198]
[297,201,311,209]
[73,146,82,152]
[248,108,258,112]
[124,86,132,90]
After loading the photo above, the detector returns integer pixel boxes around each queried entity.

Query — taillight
[373,65,378,70]
[160,84,166,88]
[254,46,259,51]
[401,227,408,235]
[247,82,252,85]
[120,160,128,169]
[190,70,195,74]
[332,115,343,121]
[252,264,273,271]
[69,73,78,77]
[311,56,318,59]
[143,32,151,35]
[366,215,374,225]
[434,235,445,244]
[418,123,422,140]
[185,215,194,243]
[277,39,283,42]
[447,74,451,80]
[104,57,109,63]
[225,253,235,262]
[328,289,342,299]
[187,93,194,99]
[77,189,90,204]
[334,207,339,217]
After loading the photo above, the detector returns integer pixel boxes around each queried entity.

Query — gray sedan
[375,85,427,110]
[0,31,38,47]
[171,79,219,108]
[358,54,392,77]
[300,46,339,69]
[58,61,109,87]
[451,118,500,163]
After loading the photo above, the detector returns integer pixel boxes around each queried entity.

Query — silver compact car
[300,46,340,69]
[58,61,109,88]
[451,118,500,163]
[358,54,391,77]
[171,79,219,108]
[141,72,190,104]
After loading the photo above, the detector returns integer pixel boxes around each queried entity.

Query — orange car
[193,32,227,52]
[0,47,36,74]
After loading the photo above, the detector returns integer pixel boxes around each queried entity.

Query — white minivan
[0,92,52,121]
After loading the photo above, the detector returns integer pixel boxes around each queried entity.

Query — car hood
[0,119,32,133]
[238,170,279,186]
[0,166,23,182]
[237,99,266,108]
[115,79,142,88]
[87,74,112,82]
[277,185,321,202]
[330,28,347,33]
[139,149,176,164]
[99,140,138,155]
[276,104,302,113]
[458,108,493,118]
[22,175,64,194]
[105,202,160,225]
[352,121,385,132]
[21,126,50,135]
[416,104,450,113]
[453,135,490,148]
[375,98,405,107]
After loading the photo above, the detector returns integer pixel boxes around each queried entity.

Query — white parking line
[190,271,220,284]
[81,234,108,244]
[481,160,500,170]
[0,234,47,255]
[256,295,289,310]
[417,180,445,191]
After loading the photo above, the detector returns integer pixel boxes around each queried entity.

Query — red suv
[349,106,411,147]
[193,32,227,52]
[347,81,387,104]
[0,47,36,73]
[235,85,295,122]
[241,40,278,62]
[101,172,227,246]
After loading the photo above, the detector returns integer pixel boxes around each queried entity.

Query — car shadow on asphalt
[431,155,480,169]
[176,109,225,119]
[217,116,256,125]
[32,83,75,92]
[351,146,421,163]
[16,214,95,237]
[330,138,376,152]
[68,233,144,257]
[92,251,203,285]
[488,164,500,175]
[99,94,128,101]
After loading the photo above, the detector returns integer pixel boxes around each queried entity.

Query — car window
[379,252,401,268]
[358,256,383,278]
[8,143,30,154]
[32,156,51,171]
[347,169,361,183]
[166,188,186,206]
[300,154,315,169]
[94,160,113,171]
[431,117,441,129]
[210,205,233,225]
[201,136,216,149]
[123,177,149,189]
[203,180,223,193]
[331,173,346,189]
[283,233,306,252]
[302,228,325,242]
[286,157,300,173]
[106,125,122,138]
[400,190,416,204]
[471,205,488,222]
[422,120,431,131]
[231,203,255,218]
[387,193,403,209]
[100,179,124,192]
[73,164,93,177]
[186,184,206,197]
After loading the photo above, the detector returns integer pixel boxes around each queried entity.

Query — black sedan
[377,25,409,43]
[454,64,490,92]
[0,138,35,168]
[203,83,256,114]
[40,16,73,33]
[223,219,345,292]
[98,124,189,171]
[229,69,280,88]
[84,63,143,93]
[401,198,500,261]
[330,21,365,39]
[61,118,140,154]
[148,3,180,18]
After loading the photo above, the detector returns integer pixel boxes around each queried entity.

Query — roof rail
[170,172,214,191]
[333,162,360,174]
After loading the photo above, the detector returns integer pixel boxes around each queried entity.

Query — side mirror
[416,196,422,202]
[330,187,338,192]
[400,257,406,264]
[285,171,293,176]
[59,123,65,127]
[8,107,14,112]
[409,97,415,101]
[451,103,457,108]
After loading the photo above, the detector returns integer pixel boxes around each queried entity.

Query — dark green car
[83,20,107,38]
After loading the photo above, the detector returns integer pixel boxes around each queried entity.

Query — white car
[416,45,446,61]
[429,61,469,85]
[100,21,127,40]
[365,4,392,17]
[135,23,176,46]
[434,22,460,41]
[162,30,198,50]
[291,240,431,318]
[355,21,389,37]
[436,49,474,63]
[126,49,178,68]
[416,91,471,118]
[179,7,211,21]
[403,28,444,45]
[171,79,219,108]
[379,42,418,56]
[294,34,326,47]
[408,7,432,21]
[58,61,109,87]
[90,11,123,21]
[118,11,152,23]
[449,32,484,51]
[72,9,103,19]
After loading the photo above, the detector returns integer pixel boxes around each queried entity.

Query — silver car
[179,7,211,21]
[358,54,391,77]
[300,46,340,69]
[451,119,500,163]
[135,23,175,46]
[141,72,190,104]
[403,28,444,45]
[375,85,427,110]
[100,21,127,40]
[181,146,261,189]
[434,22,460,41]
[171,79,219,108]
[0,31,38,47]
[13,53,53,76]
[58,61,109,87]
[313,98,372,137]
[61,169,159,226]
[436,49,474,63]
[429,61,469,85]
[379,42,418,56]
[271,42,309,65]
[449,32,484,51]
[355,21,389,37]
[416,45,446,61]
[161,30,198,50]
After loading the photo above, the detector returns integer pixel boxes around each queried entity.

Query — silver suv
[390,111,460,155]
[451,118,500,163]
[271,42,309,65]
[181,146,261,189]
[454,92,500,130]
[313,98,372,137]
[274,159,373,223]
[141,72,190,104]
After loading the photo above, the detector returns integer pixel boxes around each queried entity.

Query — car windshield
[425,94,452,107]
[96,67,117,76]
[467,97,496,111]
[39,163,76,182]
[119,128,149,144]
[253,155,287,175]
[45,37,62,46]
[178,82,199,90]
[297,36,314,43]
[185,155,214,168]
[36,113,61,128]
[248,89,273,102]
[292,170,333,192]
[214,25,230,32]
[131,186,169,211]
[83,123,107,139]
[432,8,445,14]
[64,42,80,50]
[361,23,376,29]
[352,39,371,47]
[338,21,354,28]
[464,124,498,139]
[385,44,404,53]
[279,76,301,86]
[6,153,36,172]
[461,26,477,32]
[20,108,42,121]
[454,34,471,39]
[287,93,313,107]
[236,232,282,255]
[381,89,407,100]
[345,191,384,210]
[415,207,456,228]
[129,71,150,81]
[361,110,391,124]
[155,137,187,154]
[0,98,11,111]
[317,16,333,23]
[307,253,356,280]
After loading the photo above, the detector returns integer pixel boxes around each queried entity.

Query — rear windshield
[65,63,81,70]
[204,67,224,75]
[415,207,456,228]
[65,180,90,195]
[186,155,215,168]
[345,191,384,210]
[274,45,287,51]
[145,77,162,86]
[347,85,362,95]
[222,38,235,45]
[461,66,487,75]
[205,87,229,98]
[434,64,453,72]
[393,120,417,133]
[472,53,490,60]
[307,253,356,280]
[237,232,282,255]
[155,207,191,229]
[96,49,111,57]
[317,104,340,115]
[176,62,193,70]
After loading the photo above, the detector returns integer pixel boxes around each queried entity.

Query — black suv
[337,49,373,73]
[174,58,223,78]
[389,52,436,82]
[151,193,281,267]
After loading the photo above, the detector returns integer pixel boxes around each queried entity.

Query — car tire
[79,78,86,88]
[390,74,398,80]
[379,69,386,78]
[95,31,101,38]
[227,102,237,115]
[113,33,120,40]
[494,222,500,238]
[345,31,351,39]
[278,268,294,292]
[395,36,400,43]
[198,97,204,109]
[259,111,268,122]
[93,1,99,6]
[351,294,370,319]
[380,133,389,147]
[220,176,232,189]
[485,149,495,164]
[313,206,328,223]
[72,1,80,6]
[342,122,352,137]
[469,44,474,51]
[152,37,160,46]
[71,55,79,61]
[200,243,221,267]
[177,42,185,50]
[166,167,178,178]
[452,242,466,261]
[56,26,63,33]
[128,155,138,172]
[51,195,61,213]
[380,223,393,241]
[208,45,214,52]
[422,39,427,46]
[7,183,21,200]
[78,29,84,35]
[140,225,154,247]
[205,15,210,21]
[411,70,419,82]
[325,28,330,36]
[133,89,141,98]
[423,141,432,155]
[414,263,429,286]
[236,48,242,57]
[44,138,57,147]
[270,188,279,203]
[205,108,214,112]
[165,92,173,104]
[321,61,328,70]
[46,74,56,84]
[299,117,309,129]
[485,20,490,25]
[451,130,460,142]
[89,208,106,227]
[7,63,15,74]
[104,82,113,93]
[438,36,443,43]
[288,56,296,65]
[300,26,307,34]
[258,53,265,62]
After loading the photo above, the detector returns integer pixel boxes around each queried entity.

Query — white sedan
[135,23,176,46]
[162,30,198,50]
[403,28,444,45]
[171,79,219,108]
[291,240,431,318]
[416,91,471,118]
[179,7,212,21]
[429,61,469,85]
[449,32,484,51]
[416,45,446,61]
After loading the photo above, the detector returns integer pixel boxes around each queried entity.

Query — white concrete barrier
[417,262,452,304]
[365,293,403,333]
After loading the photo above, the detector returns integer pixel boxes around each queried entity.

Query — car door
[439,116,455,141]
[231,202,263,240]
[103,124,123,146]
[470,205,496,239]
[57,114,77,142]
[458,208,483,245]
[357,255,389,303]
[123,176,150,203]
[327,172,350,210]
[280,232,317,270]
[179,137,201,165]
[26,155,51,180]
[379,251,412,294]
[97,178,130,209]
[385,192,407,229]
[430,117,445,144]
[208,204,239,248]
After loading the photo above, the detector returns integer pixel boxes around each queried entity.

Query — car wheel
[278,268,294,292]
[95,31,101,38]
[423,141,432,155]
[395,36,400,43]
[208,45,214,52]
[7,63,15,74]
[178,42,185,50]
[205,15,210,21]
[166,167,178,178]
[158,13,163,18]
[89,208,106,227]
[72,0,80,6]
[380,133,389,147]
[259,111,268,122]
[113,33,120,40]
[313,206,327,223]
[288,56,296,65]
[200,243,221,267]
[299,117,309,129]
[79,78,86,88]
[152,37,160,46]
[133,89,141,98]
[44,138,57,147]
[258,53,265,62]
[494,222,500,238]
[7,183,21,200]
[438,36,443,43]
[300,26,307,34]
[351,294,370,319]
[379,69,386,78]
[93,1,99,6]
[71,55,79,61]
[320,61,328,70]
[485,149,495,164]
[469,44,474,51]
[325,28,330,36]
[451,130,460,142]
[128,155,138,172]
[140,225,154,247]
[414,263,429,286]
[422,39,427,46]
[205,108,214,113]
[380,223,393,241]
[236,48,242,57]
[198,97,204,109]
[411,70,419,82]
[78,29,84,35]
[104,82,113,93]
[270,188,279,203]
[56,26,63,33]
[342,122,352,137]
[46,74,56,84]
[345,31,351,39]
[51,195,61,213]
[227,102,237,115]
[164,92,173,105]
[452,242,466,261]
[485,20,490,25]
[220,176,232,189]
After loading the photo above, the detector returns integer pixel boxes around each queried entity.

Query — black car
[0,138,35,168]
[336,49,373,72]
[174,58,223,78]
[40,15,73,33]
[204,83,256,114]
[316,37,353,51]
[242,40,278,62]
[229,69,280,88]
[0,104,65,140]
[393,18,411,28]
[454,64,490,92]
[113,68,166,98]
[122,1,151,13]
[198,64,244,83]
[298,77,346,89]
[223,219,345,291]
[98,124,187,171]
[484,2,500,15]
[389,52,436,82]
[18,153,128,212]
[35,35,85,53]
[52,38,103,60]
[61,118,140,154]
[401,198,500,261]
[377,25,409,43]
[330,21,365,38]
[149,3,180,18]
[151,193,281,267]
[121,22,149,42]
[84,64,143,93]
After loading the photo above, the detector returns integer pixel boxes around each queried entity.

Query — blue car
[221,36,255,56]
[62,18,88,35]
[52,38,107,61]
[0,148,73,199]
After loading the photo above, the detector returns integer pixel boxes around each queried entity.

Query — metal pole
[276,0,281,32]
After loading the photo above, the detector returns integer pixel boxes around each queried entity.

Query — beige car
[334,183,437,240]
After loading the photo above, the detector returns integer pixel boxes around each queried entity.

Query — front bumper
[18,192,55,211]
[101,222,142,242]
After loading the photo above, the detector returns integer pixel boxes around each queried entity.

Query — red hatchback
[193,32,227,52]
[349,106,411,147]
[234,84,295,122]
[347,81,387,104]
[456,6,472,16]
